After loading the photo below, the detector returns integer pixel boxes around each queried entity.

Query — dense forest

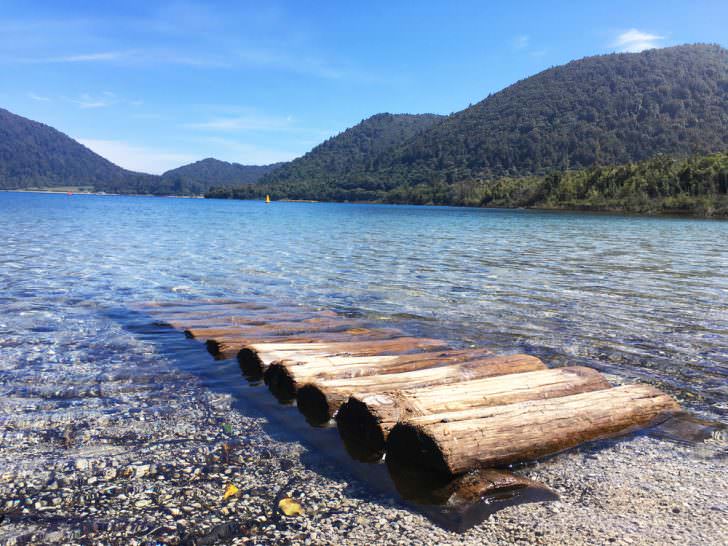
[0,108,282,194]
[208,151,728,217]
[238,44,728,197]
[3,43,727,215]
[0,107,145,190]
[209,45,728,215]
[256,113,443,190]
[159,158,283,194]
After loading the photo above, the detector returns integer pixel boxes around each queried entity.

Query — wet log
[336,366,609,456]
[163,310,339,330]
[264,348,494,402]
[184,317,365,340]
[386,384,681,475]
[237,337,447,378]
[298,354,547,425]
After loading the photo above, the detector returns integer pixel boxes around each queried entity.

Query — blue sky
[1,1,726,174]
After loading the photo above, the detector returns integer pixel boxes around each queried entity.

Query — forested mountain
[384,44,728,183]
[160,158,284,194]
[0,107,149,190]
[251,113,444,200]
[0,108,283,194]
[211,44,728,203]
[211,151,728,217]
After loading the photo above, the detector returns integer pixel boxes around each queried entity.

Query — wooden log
[386,384,681,475]
[385,458,558,507]
[185,317,365,340]
[163,310,339,330]
[298,354,547,425]
[214,327,404,363]
[265,348,494,402]
[237,337,447,378]
[336,366,609,456]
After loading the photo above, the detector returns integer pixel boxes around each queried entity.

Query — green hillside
[210,44,728,204]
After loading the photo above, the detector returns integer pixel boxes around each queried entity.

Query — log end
[237,348,265,381]
[336,395,391,461]
[386,422,453,476]
[205,339,222,356]
[263,363,297,403]
[296,384,337,426]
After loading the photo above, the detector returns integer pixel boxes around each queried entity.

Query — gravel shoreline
[1,318,726,545]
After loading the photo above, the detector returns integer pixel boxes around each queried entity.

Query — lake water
[1,191,727,422]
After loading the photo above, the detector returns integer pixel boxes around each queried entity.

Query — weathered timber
[185,318,366,340]
[386,457,558,507]
[336,366,609,456]
[163,310,339,331]
[298,354,547,425]
[237,337,447,378]
[213,328,405,363]
[386,384,681,475]
[264,348,494,402]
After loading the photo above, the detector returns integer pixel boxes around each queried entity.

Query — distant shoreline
[1,189,204,199]
[3,188,726,219]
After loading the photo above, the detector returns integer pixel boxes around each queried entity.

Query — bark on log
[336,366,609,457]
[237,337,447,378]
[264,348,494,402]
[298,354,547,425]
[386,384,680,475]
[160,310,339,331]
[185,318,366,340]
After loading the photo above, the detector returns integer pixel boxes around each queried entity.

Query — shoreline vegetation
[205,151,728,218]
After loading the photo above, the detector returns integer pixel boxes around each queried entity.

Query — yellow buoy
[265,194,271,203]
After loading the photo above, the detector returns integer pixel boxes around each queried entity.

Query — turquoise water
[1,192,727,420]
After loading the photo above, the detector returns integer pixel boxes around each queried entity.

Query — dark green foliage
[257,113,444,189]
[0,109,283,195]
[383,44,728,183]
[0,107,150,190]
[159,158,284,194]
[208,151,728,217]
[469,152,728,216]
[218,44,728,199]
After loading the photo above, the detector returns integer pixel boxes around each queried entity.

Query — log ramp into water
[143,299,681,485]
[334,365,610,455]
[297,354,549,425]
[386,384,680,475]
[264,347,496,402]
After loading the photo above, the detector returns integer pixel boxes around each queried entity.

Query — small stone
[74,459,89,472]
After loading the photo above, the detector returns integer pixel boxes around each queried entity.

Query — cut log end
[205,339,222,356]
[297,384,348,426]
[238,348,265,381]
[263,363,297,402]
[336,395,391,461]
[386,384,681,476]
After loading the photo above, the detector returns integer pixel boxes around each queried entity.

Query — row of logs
[146,300,680,476]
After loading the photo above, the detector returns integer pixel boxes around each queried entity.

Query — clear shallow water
[1,192,727,420]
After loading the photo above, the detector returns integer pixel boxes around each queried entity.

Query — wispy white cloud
[64,91,142,110]
[70,93,115,109]
[183,112,295,132]
[77,138,199,174]
[28,92,50,101]
[193,136,301,165]
[52,51,125,62]
[613,29,665,52]
[513,35,530,50]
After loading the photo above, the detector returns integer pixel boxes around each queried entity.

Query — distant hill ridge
[0,109,283,194]
[226,44,727,201]
[1,43,727,202]
[161,158,284,188]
